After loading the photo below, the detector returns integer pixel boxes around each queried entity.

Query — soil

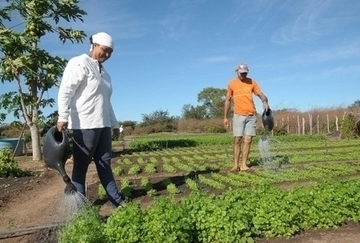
[1,145,360,243]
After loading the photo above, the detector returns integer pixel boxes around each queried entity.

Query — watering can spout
[64,181,77,194]
[43,127,76,193]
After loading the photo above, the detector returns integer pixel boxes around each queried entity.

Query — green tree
[181,104,207,119]
[349,100,360,108]
[141,109,175,126]
[0,0,86,160]
[121,120,137,130]
[197,87,227,118]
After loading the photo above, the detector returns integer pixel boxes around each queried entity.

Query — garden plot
[87,135,360,206]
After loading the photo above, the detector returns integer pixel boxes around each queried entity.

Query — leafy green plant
[147,189,158,196]
[104,203,144,243]
[112,166,124,176]
[120,179,132,199]
[58,206,105,243]
[185,177,200,191]
[144,163,157,173]
[166,183,180,194]
[128,165,141,175]
[97,184,107,200]
[140,177,150,187]
[142,198,194,243]
[0,148,27,177]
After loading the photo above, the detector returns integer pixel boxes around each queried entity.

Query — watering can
[262,108,274,133]
[43,126,77,194]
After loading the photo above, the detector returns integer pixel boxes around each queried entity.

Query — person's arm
[257,93,269,111]
[223,96,232,128]
[253,80,269,111]
[224,96,231,119]
[109,103,119,129]
[57,61,84,130]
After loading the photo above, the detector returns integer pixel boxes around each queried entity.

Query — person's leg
[71,129,99,196]
[241,116,257,170]
[241,136,252,170]
[93,127,124,207]
[232,115,246,171]
[232,136,242,171]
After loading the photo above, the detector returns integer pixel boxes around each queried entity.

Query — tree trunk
[29,124,42,161]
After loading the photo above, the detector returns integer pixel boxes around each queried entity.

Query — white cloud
[271,0,360,45]
[290,38,360,65]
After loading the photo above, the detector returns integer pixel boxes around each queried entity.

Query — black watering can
[262,108,274,133]
[43,126,77,194]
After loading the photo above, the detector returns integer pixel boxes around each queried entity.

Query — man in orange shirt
[224,63,269,171]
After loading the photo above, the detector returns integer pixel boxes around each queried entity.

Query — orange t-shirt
[226,77,262,115]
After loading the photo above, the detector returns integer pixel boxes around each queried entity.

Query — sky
[1,0,360,124]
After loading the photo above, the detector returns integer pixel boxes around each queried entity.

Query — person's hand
[56,121,68,131]
[263,102,270,111]
[112,128,120,140]
[223,118,229,129]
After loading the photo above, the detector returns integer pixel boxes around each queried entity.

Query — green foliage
[129,138,198,150]
[0,1,87,116]
[181,104,208,119]
[140,177,158,196]
[112,166,124,176]
[185,177,200,191]
[128,134,327,152]
[97,184,107,200]
[166,183,180,194]
[258,125,288,136]
[143,163,157,173]
[340,113,358,139]
[121,120,137,129]
[59,178,360,242]
[140,177,150,187]
[204,124,226,133]
[128,165,141,175]
[140,109,175,126]
[0,148,26,177]
[183,192,254,243]
[58,206,105,243]
[142,197,194,243]
[146,188,158,196]
[120,178,132,199]
[0,0,87,158]
[136,110,177,134]
[197,87,227,118]
[104,203,144,243]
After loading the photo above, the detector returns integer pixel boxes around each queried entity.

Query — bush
[0,148,27,177]
[340,113,358,139]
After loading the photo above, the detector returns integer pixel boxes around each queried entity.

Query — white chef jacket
[57,54,119,130]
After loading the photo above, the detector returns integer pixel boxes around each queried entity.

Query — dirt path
[0,160,102,243]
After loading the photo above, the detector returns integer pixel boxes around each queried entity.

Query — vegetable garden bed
[60,134,360,243]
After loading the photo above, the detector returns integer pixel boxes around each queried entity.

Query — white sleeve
[109,103,119,129]
[57,61,86,122]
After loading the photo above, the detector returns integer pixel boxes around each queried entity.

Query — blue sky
[2,0,360,123]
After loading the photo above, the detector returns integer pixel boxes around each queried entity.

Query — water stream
[258,135,278,169]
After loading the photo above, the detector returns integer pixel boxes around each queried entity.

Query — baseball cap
[235,63,249,73]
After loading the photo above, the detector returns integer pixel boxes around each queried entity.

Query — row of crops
[58,134,360,243]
